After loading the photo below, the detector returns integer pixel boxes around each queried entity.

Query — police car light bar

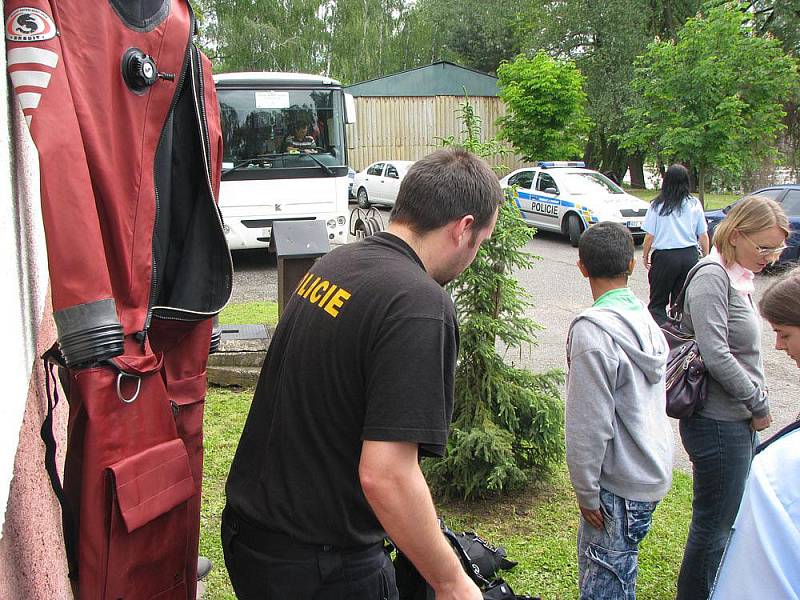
[537,161,586,168]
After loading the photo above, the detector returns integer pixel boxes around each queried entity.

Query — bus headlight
[326,219,337,229]
[337,216,346,225]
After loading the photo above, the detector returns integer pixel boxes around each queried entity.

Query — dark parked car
[705,184,800,266]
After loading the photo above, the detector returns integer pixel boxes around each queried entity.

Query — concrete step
[208,365,261,388]
[208,351,266,368]
[206,324,271,387]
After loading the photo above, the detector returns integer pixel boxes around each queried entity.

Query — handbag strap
[668,260,729,322]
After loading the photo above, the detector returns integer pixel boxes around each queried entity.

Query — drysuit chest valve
[121,47,158,93]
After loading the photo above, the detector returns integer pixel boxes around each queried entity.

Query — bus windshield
[218,87,346,174]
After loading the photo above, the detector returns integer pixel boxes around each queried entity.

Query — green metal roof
[345,61,500,97]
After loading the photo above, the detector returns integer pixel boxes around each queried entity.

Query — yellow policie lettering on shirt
[295,272,352,318]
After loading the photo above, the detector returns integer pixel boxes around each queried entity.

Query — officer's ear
[627,258,635,276]
[452,214,475,247]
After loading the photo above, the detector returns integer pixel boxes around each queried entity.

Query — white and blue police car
[499,162,650,247]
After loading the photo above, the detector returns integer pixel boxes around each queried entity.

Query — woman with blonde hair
[710,268,800,598]
[676,195,789,600]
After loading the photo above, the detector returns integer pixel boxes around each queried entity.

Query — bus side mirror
[344,93,357,124]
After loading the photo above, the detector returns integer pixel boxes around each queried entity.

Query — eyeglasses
[739,232,787,257]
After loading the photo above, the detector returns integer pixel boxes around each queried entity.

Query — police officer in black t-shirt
[223,148,502,600]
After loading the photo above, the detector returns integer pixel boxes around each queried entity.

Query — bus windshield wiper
[222,154,281,175]
[303,152,335,176]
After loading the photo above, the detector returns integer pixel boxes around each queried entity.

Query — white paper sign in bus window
[255,91,290,109]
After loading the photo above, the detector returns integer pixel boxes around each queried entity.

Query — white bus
[214,72,356,249]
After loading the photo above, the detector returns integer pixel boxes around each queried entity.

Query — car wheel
[357,187,370,209]
[567,214,583,247]
[633,234,645,246]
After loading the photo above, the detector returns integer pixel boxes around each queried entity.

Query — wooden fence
[345,96,532,175]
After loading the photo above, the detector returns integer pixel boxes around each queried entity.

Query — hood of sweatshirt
[572,305,668,385]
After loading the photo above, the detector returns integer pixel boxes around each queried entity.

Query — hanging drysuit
[5,1,232,598]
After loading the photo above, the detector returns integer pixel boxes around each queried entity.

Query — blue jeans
[578,489,658,600]
[677,415,756,600]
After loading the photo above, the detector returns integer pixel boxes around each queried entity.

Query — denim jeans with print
[578,488,658,600]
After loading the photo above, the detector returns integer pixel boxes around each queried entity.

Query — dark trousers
[647,246,699,325]
[676,415,756,600]
[221,505,399,600]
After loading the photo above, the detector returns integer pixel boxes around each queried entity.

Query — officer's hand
[433,570,482,600]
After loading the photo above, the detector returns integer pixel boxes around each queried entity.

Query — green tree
[521,0,701,184]
[496,51,591,162]
[424,95,564,499]
[412,0,528,74]
[198,0,325,73]
[745,0,800,180]
[196,0,431,83]
[623,3,797,203]
[746,0,800,54]
[320,0,422,83]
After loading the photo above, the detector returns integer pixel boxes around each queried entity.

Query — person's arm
[641,203,658,270]
[359,441,482,600]
[565,322,617,526]
[642,233,654,270]
[695,202,710,256]
[698,233,710,257]
[686,271,768,417]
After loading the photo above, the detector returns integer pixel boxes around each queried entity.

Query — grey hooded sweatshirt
[566,289,674,510]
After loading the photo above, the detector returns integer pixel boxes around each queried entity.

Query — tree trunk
[588,129,629,182]
[628,153,646,188]
[684,163,698,193]
[698,165,706,208]
[583,137,597,168]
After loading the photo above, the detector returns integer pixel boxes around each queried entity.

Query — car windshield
[218,88,346,172]
[561,172,625,195]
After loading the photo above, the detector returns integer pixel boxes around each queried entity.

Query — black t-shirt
[225,232,459,547]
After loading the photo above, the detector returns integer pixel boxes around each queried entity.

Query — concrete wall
[0,19,72,599]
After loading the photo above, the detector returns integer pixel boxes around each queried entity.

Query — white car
[352,160,415,208]
[500,162,650,247]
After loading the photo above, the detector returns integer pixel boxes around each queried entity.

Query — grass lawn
[627,188,737,212]
[199,387,692,599]
[218,301,279,326]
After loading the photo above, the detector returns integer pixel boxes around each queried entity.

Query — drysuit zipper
[139,14,194,343]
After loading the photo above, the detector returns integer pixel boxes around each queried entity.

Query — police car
[500,162,650,247]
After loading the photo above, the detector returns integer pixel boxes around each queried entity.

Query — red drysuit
[5,1,232,597]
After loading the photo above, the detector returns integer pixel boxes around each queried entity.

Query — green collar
[592,287,644,312]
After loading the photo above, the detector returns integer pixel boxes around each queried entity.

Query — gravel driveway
[229,207,798,472]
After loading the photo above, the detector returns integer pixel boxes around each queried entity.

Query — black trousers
[647,246,700,325]
[221,505,399,600]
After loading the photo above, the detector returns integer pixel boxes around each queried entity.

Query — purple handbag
[660,262,725,418]
[662,323,707,418]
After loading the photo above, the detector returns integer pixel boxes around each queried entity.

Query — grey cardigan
[683,260,769,420]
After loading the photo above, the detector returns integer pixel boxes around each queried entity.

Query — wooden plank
[348,96,533,174]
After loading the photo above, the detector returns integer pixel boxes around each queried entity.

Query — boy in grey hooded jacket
[566,222,674,600]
